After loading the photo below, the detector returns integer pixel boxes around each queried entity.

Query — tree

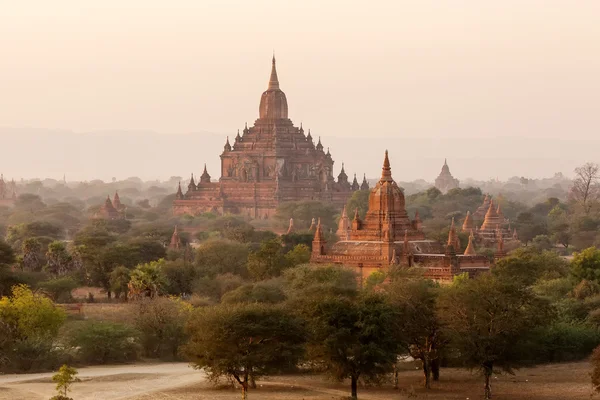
[45,241,74,276]
[128,260,167,299]
[570,162,600,214]
[133,297,191,359]
[182,303,305,400]
[346,190,370,219]
[247,239,288,281]
[195,239,249,278]
[51,364,78,400]
[387,279,444,389]
[275,200,338,231]
[109,266,131,300]
[548,206,572,248]
[0,285,66,371]
[21,237,45,271]
[438,274,550,399]
[284,244,311,267]
[0,240,16,296]
[303,293,400,400]
[571,247,600,283]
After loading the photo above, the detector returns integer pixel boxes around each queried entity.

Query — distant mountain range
[1,127,597,183]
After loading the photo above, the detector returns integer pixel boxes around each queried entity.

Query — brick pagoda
[434,159,459,193]
[173,57,361,218]
[311,151,491,282]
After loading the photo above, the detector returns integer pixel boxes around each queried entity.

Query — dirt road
[0,363,203,400]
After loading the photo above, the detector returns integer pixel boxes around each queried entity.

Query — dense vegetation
[1,162,600,399]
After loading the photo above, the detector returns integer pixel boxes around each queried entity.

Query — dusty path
[0,363,204,400]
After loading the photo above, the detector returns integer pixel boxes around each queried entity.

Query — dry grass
[0,361,593,400]
[131,361,595,400]
[81,302,135,323]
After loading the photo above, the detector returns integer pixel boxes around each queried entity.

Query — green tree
[275,200,338,231]
[128,260,167,299]
[284,244,311,267]
[247,239,288,281]
[109,266,131,300]
[45,241,74,276]
[51,364,78,400]
[133,297,191,359]
[195,239,249,277]
[346,189,370,219]
[69,321,140,364]
[182,303,306,400]
[303,293,400,400]
[0,285,66,372]
[438,274,550,399]
[21,237,45,271]
[387,279,444,389]
[571,247,600,283]
[0,239,16,296]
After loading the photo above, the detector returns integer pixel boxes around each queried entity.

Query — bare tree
[570,162,600,214]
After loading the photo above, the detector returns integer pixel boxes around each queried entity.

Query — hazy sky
[1,1,600,181]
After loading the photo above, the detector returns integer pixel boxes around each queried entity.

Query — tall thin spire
[268,55,280,90]
[380,150,392,182]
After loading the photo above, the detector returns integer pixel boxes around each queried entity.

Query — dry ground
[0,361,594,400]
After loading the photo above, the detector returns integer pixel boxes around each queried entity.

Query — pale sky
[1,1,599,182]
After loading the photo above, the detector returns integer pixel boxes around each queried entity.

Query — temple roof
[259,56,288,119]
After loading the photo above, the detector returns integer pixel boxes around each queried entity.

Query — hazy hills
[1,127,597,183]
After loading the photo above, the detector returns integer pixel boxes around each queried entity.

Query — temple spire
[380,150,392,182]
[268,55,280,90]
[464,230,476,255]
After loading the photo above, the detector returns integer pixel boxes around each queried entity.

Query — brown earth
[0,361,593,400]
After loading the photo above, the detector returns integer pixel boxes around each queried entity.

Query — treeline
[4,245,600,399]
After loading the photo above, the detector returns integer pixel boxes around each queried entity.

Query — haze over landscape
[1,1,599,181]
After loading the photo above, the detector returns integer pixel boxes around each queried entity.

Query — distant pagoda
[173,57,366,218]
[434,159,459,193]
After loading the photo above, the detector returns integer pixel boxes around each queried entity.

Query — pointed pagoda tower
[173,56,355,218]
[94,195,122,220]
[349,151,424,241]
[447,218,461,253]
[462,211,474,232]
[336,206,351,240]
[434,159,459,194]
[169,225,182,250]
[463,230,476,256]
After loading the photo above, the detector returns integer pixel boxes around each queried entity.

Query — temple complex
[173,57,362,218]
[468,195,515,245]
[311,151,491,282]
[94,195,124,220]
[0,175,17,207]
[434,159,459,193]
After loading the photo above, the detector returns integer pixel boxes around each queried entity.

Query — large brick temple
[173,57,361,218]
[311,151,496,282]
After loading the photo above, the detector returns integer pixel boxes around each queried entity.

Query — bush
[133,297,191,360]
[69,321,140,364]
[0,285,67,372]
[531,322,600,362]
[221,280,286,305]
[38,277,78,302]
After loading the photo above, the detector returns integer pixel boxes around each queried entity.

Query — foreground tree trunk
[351,375,358,399]
[393,364,399,389]
[422,357,432,389]
[431,357,440,381]
[483,362,493,400]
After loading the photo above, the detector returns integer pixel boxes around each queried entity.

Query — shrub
[531,321,600,362]
[38,277,78,302]
[0,285,67,372]
[133,297,191,360]
[69,321,140,364]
